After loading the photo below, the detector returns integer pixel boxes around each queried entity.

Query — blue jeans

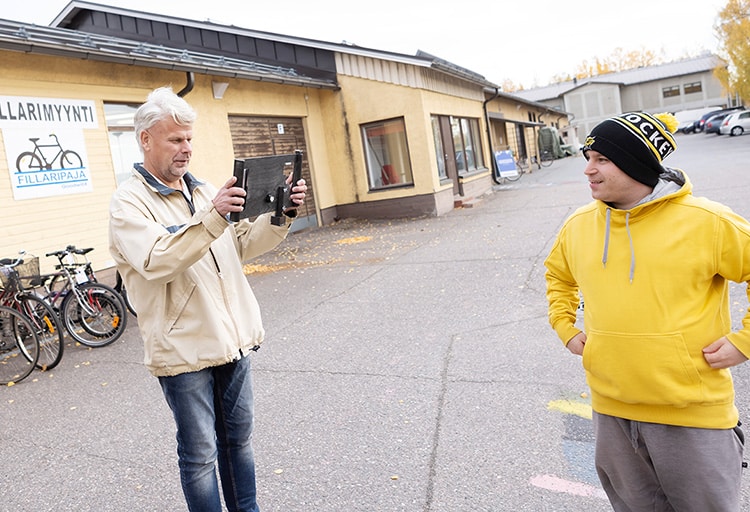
[159,355,260,512]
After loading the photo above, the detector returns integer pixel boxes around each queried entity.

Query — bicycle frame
[0,268,50,330]
[16,134,83,173]
[0,253,63,370]
[43,246,123,321]
[29,135,66,170]
[40,265,99,317]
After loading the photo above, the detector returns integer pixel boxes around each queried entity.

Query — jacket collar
[133,163,205,196]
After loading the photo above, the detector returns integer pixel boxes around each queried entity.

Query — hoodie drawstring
[602,208,611,268]
[625,212,635,282]
[601,208,636,282]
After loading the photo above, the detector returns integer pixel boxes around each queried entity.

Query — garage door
[228,116,315,225]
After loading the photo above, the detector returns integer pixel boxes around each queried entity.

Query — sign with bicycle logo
[3,129,92,199]
[0,96,96,200]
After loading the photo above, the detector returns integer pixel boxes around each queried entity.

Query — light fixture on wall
[212,81,229,99]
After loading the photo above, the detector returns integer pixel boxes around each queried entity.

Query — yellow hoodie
[545,170,750,428]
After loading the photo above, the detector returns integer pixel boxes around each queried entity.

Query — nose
[583,158,596,175]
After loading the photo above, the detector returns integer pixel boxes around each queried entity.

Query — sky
[2,0,729,89]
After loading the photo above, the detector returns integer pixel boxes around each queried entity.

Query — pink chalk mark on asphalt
[530,474,608,500]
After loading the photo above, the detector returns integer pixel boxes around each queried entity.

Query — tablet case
[229,152,301,222]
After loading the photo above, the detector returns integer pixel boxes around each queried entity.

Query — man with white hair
[109,86,306,512]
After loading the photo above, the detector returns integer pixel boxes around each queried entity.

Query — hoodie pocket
[582,329,703,407]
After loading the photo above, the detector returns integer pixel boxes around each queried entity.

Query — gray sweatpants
[593,412,745,512]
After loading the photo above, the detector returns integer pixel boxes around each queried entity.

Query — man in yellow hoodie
[545,111,750,511]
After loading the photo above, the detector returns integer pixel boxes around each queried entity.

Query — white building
[513,54,735,143]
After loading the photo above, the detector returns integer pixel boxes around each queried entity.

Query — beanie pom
[654,112,679,134]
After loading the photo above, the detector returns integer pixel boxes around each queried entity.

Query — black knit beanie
[582,112,678,187]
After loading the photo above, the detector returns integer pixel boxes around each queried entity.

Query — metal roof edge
[483,86,572,116]
[0,19,339,90]
[53,2,500,88]
[52,1,436,69]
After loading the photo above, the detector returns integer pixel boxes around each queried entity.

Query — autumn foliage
[715,0,750,103]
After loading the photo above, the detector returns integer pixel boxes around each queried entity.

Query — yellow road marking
[547,399,592,419]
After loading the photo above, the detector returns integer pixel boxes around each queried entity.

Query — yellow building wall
[327,74,491,206]
[0,50,336,273]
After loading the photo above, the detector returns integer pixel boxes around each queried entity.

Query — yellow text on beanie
[582,112,678,187]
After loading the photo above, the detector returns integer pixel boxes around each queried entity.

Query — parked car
[694,106,744,133]
[704,113,731,134]
[720,110,750,136]
[677,119,697,134]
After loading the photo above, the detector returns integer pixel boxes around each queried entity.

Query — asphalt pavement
[4,132,750,511]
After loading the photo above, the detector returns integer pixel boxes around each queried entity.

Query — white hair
[134,87,197,151]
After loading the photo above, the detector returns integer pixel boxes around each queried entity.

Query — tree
[715,0,750,103]
[499,79,525,93]
[573,47,662,81]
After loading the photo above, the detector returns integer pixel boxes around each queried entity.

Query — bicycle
[15,133,83,172]
[0,305,39,385]
[495,150,526,184]
[54,245,135,316]
[61,246,136,317]
[38,247,127,348]
[0,252,64,370]
[61,246,136,318]
[539,149,554,168]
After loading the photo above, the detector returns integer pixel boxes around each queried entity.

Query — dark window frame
[361,117,414,191]
[684,81,702,95]
[662,85,681,98]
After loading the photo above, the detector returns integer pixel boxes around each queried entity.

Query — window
[431,116,447,180]
[452,116,485,173]
[684,82,702,94]
[662,85,680,98]
[104,103,141,185]
[362,117,413,190]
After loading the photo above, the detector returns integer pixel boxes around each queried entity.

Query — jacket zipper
[185,187,246,350]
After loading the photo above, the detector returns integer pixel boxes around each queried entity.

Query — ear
[139,130,150,151]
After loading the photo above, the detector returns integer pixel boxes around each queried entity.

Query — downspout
[483,87,502,184]
[176,72,195,97]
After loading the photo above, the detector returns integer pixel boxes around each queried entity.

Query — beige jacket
[109,165,289,376]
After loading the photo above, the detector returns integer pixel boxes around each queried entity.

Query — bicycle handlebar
[45,246,94,258]
[0,250,27,267]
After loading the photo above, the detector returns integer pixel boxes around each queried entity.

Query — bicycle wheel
[18,294,64,370]
[503,167,522,182]
[61,283,127,347]
[16,152,44,172]
[0,305,39,385]
[516,157,529,173]
[84,282,128,326]
[60,150,83,169]
[540,150,554,168]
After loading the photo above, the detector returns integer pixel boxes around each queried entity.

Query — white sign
[3,129,92,200]
[0,96,97,128]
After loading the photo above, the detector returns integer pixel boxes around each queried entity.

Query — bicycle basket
[0,256,40,291]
